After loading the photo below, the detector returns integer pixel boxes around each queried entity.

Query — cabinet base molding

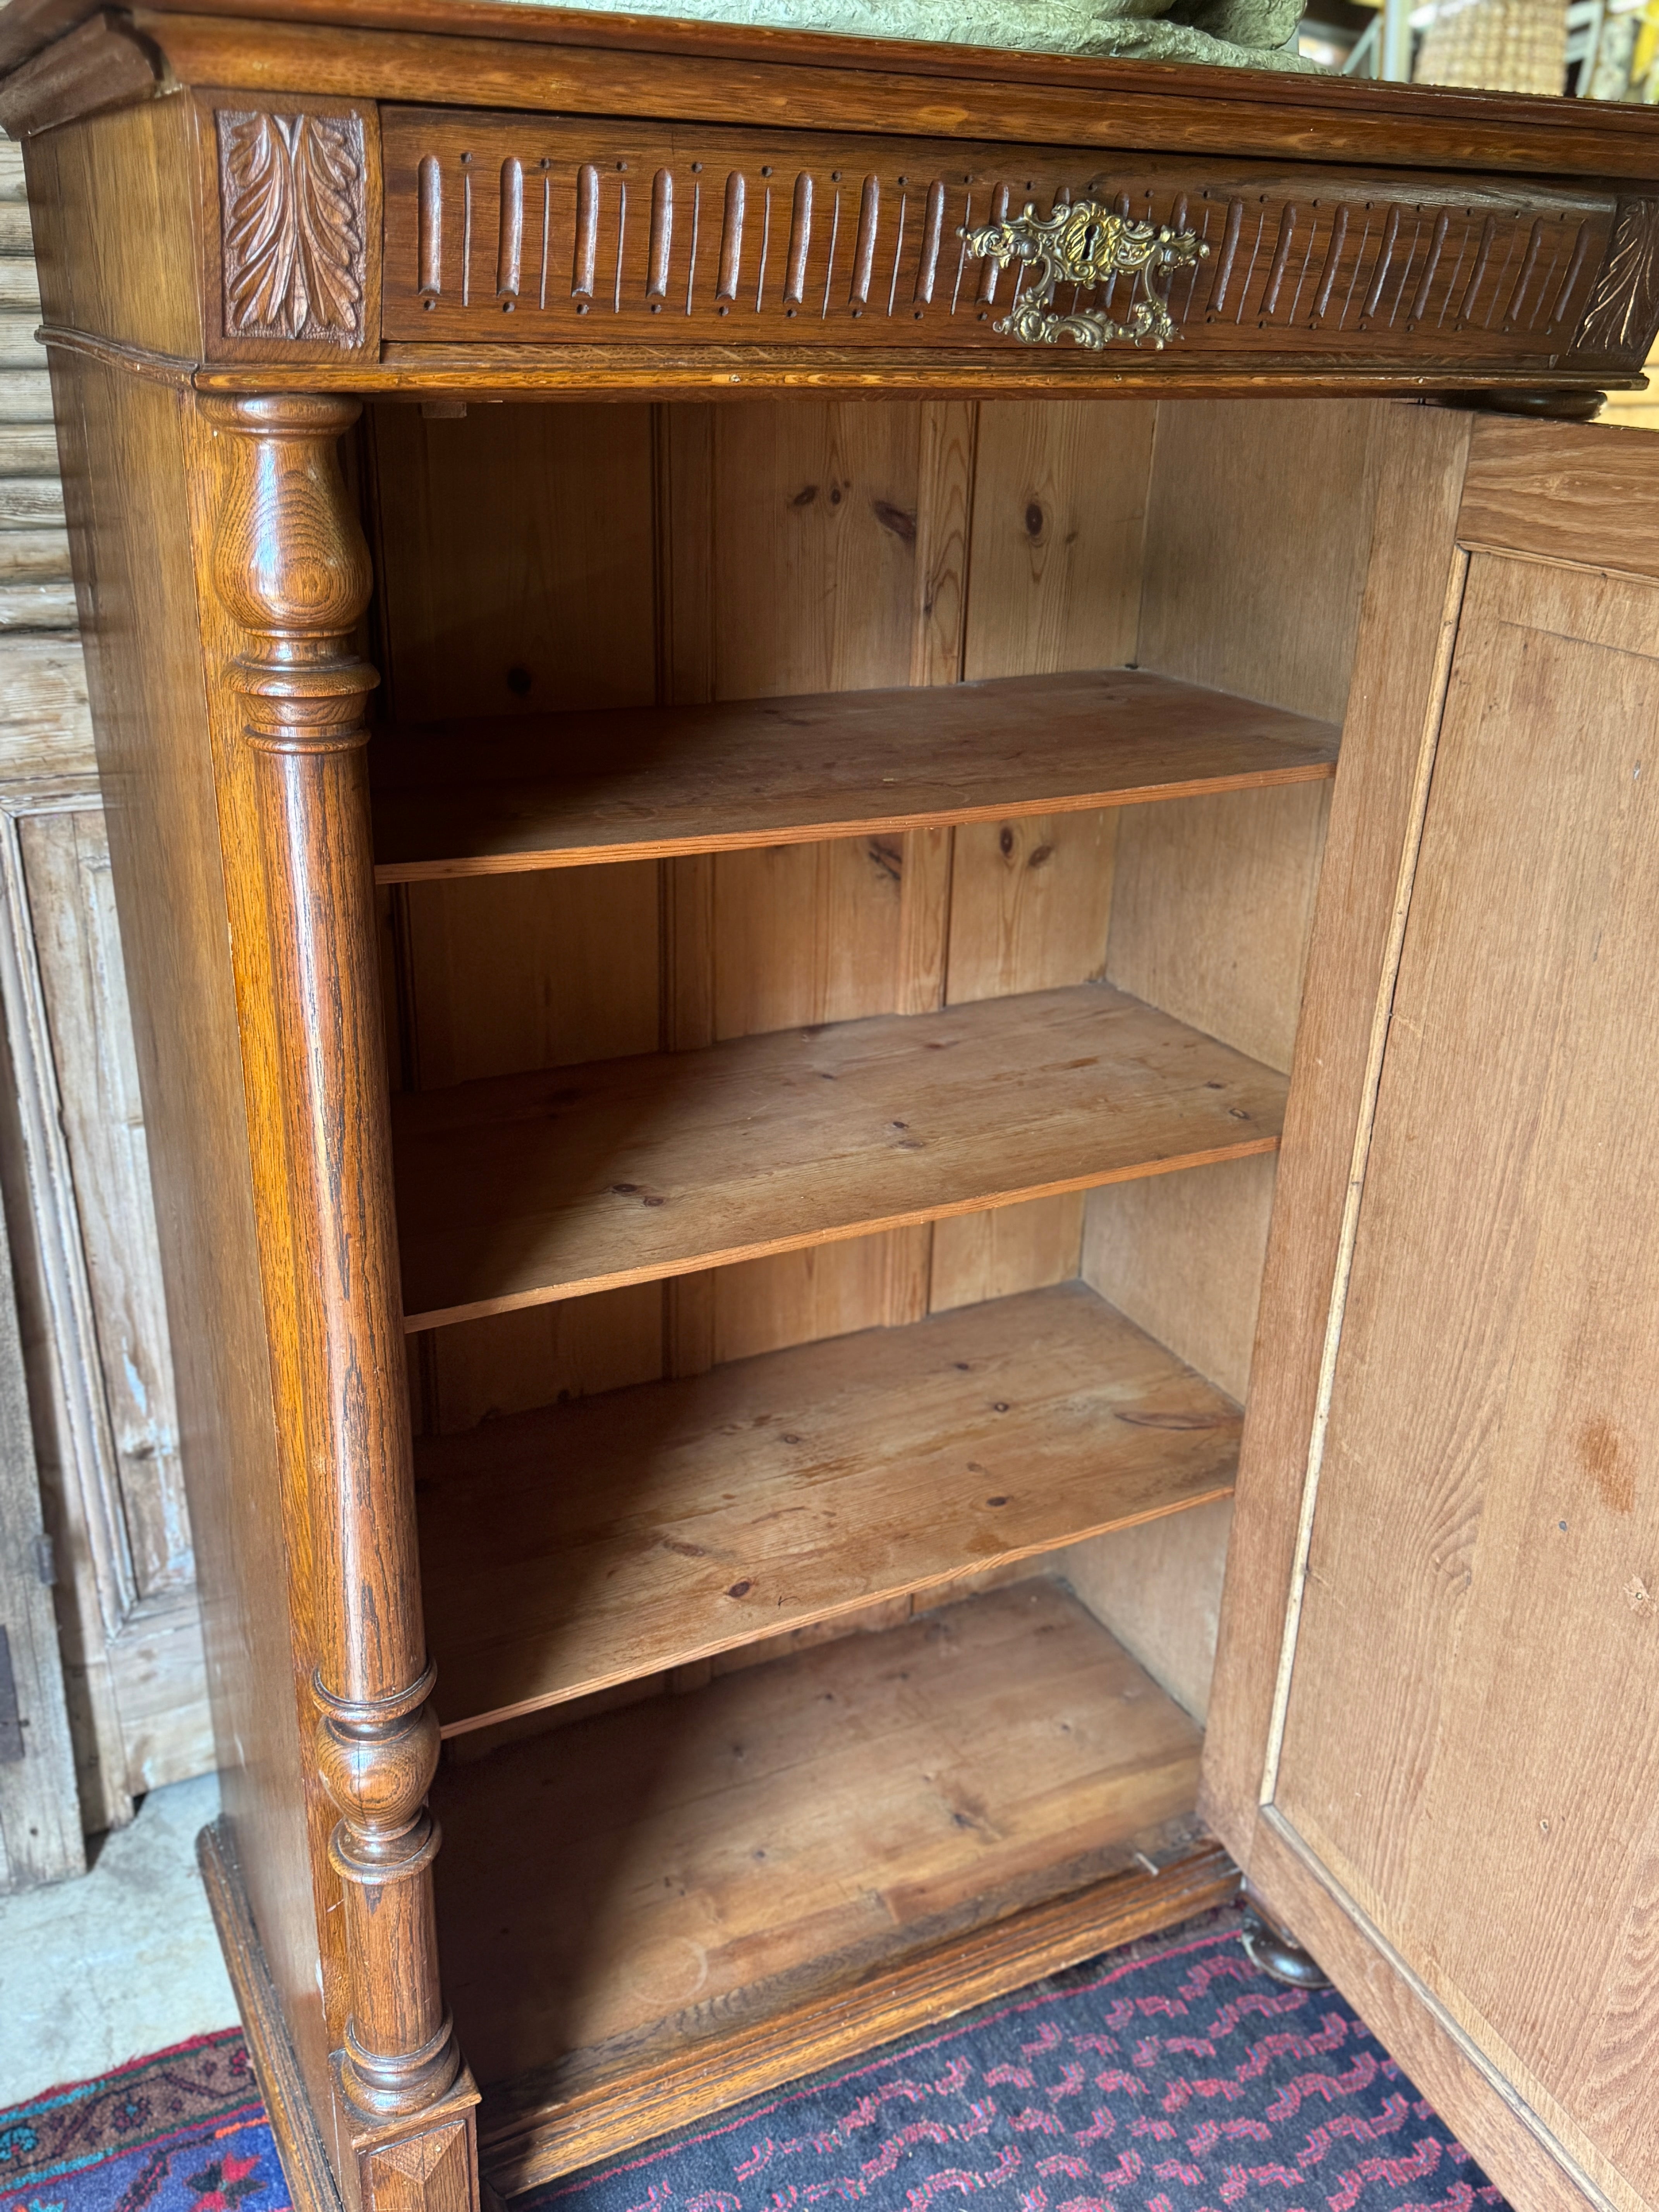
[479,1842,1239,2198]
[200,1820,484,2212]
[197,1820,345,2212]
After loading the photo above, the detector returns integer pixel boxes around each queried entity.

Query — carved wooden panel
[382,110,1613,372]
[359,2112,479,2212]
[201,94,382,362]
[1569,195,1659,364]
[217,108,367,342]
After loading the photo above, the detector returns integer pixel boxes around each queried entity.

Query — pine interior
[364,393,1381,2111]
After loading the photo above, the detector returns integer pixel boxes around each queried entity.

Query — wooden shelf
[420,1279,1239,1733]
[434,1581,1206,2149]
[369,669,1338,881]
[393,981,1287,1329]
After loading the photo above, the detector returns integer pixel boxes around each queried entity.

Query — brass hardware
[961,199,1207,351]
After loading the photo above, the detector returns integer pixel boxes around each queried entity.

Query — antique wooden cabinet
[2,5,1658,2212]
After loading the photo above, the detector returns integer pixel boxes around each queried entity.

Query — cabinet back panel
[660,401,966,1365]
[377,397,1288,1435]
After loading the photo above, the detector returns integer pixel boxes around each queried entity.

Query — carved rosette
[203,393,461,2143]
[218,110,367,342]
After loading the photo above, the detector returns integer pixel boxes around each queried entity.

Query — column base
[199,1819,483,2212]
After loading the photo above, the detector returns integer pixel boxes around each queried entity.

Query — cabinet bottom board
[483,1841,1238,2196]
[199,1802,1235,2212]
[434,1580,1221,2189]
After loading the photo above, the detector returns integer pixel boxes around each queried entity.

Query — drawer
[381,106,1623,376]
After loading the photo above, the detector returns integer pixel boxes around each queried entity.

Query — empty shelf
[420,1279,1240,1733]
[370,668,1338,881]
[393,981,1286,1328]
[435,1582,1206,2137]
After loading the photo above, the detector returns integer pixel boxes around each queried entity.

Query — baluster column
[203,392,477,2212]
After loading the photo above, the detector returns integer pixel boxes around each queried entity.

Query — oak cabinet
[3,5,1657,2212]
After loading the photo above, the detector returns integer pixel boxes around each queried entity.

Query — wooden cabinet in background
[0,128,208,1886]
[3,3,1659,2210]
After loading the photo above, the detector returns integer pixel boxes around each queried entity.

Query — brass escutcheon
[962,199,1207,351]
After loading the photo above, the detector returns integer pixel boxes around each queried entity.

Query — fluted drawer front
[380,106,1631,371]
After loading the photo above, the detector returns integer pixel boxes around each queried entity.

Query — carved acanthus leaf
[1572,198,1659,361]
[218,110,366,344]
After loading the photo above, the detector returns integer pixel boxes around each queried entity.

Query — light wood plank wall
[366,395,1386,1720]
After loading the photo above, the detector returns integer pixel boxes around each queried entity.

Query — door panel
[1206,417,1659,2212]
[1274,551,1659,2201]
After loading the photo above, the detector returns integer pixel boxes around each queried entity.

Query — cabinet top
[6,0,1659,173]
[4,0,1659,404]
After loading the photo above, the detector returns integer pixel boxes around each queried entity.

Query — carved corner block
[199,94,384,362]
[342,2065,482,2212]
[1569,196,1659,369]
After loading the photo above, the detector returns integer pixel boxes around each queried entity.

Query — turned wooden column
[202,393,476,2211]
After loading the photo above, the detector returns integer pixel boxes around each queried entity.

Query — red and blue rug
[0,2031,284,2212]
[1,1915,1509,2212]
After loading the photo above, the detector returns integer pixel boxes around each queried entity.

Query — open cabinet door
[1202,409,1659,2212]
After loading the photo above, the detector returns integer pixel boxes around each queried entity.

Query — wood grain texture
[94,1,1659,187]
[0,637,93,776]
[481,1839,1238,2194]
[20,93,203,361]
[0,800,213,1806]
[1062,1498,1235,1727]
[45,353,338,2148]
[200,390,460,2133]
[923,395,1156,1306]
[655,398,961,1374]
[367,400,657,723]
[1065,1154,1273,1734]
[368,396,665,1433]
[929,1191,1084,1310]
[0,1151,83,1887]
[208,98,378,359]
[1082,1150,1277,1405]
[1273,551,1659,2210]
[1059,400,1384,1741]
[1139,397,1382,725]
[19,808,188,1603]
[417,1279,1239,1731]
[1246,1819,1613,2212]
[964,402,1153,680]
[396,862,659,1087]
[434,1582,1204,2098]
[198,1819,347,2212]
[1199,402,1476,1857]
[0,9,160,136]
[393,982,1286,1328]
[368,671,1336,883]
[1104,782,1330,1075]
[1459,414,1659,579]
[378,112,1614,375]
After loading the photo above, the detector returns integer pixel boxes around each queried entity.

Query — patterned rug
[0,2031,285,2212]
[0,1915,1511,2212]
[524,1908,1511,2212]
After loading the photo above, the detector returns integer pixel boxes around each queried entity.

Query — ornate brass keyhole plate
[962,199,1208,351]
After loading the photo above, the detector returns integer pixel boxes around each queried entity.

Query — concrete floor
[0,1772,239,2110]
